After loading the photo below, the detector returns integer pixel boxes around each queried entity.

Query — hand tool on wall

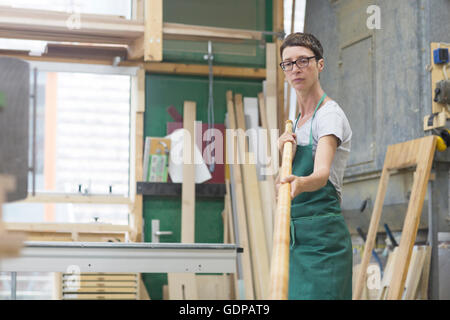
[383,223,398,248]
[204,41,215,174]
[269,120,294,300]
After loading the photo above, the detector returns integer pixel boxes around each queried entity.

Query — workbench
[0,241,240,273]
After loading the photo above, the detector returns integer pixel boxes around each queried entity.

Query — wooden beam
[266,43,278,131]
[144,0,163,61]
[269,120,294,300]
[273,0,285,130]
[0,51,266,79]
[163,23,262,41]
[144,62,266,79]
[353,136,437,300]
[17,193,131,205]
[4,222,130,234]
[167,101,199,301]
[258,92,277,256]
[0,6,143,45]
[181,101,196,243]
[130,68,145,242]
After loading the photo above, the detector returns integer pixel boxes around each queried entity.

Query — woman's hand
[277,131,297,155]
[280,175,304,199]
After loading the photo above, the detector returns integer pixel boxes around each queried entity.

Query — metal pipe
[32,67,37,196]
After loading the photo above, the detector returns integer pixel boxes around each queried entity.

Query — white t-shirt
[294,100,352,202]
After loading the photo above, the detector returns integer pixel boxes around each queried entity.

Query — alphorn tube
[269,120,294,300]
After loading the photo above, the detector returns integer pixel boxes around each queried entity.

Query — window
[3,62,136,225]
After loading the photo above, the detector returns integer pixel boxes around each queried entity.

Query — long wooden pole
[269,120,294,300]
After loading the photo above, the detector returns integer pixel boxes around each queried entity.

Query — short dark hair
[280,33,324,61]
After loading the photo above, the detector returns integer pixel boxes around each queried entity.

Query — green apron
[288,93,353,300]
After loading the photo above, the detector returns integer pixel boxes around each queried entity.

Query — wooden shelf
[137,182,225,198]
[0,6,264,45]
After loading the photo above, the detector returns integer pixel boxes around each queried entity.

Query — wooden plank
[62,275,137,282]
[63,294,136,300]
[234,94,270,299]
[266,43,278,132]
[354,136,437,300]
[168,273,198,300]
[273,0,285,130]
[403,246,427,300]
[144,0,163,61]
[416,245,432,300]
[16,193,131,205]
[130,68,145,242]
[0,51,266,79]
[196,275,233,300]
[269,121,294,300]
[257,92,276,257]
[167,101,198,300]
[63,287,137,293]
[226,91,255,300]
[162,284,169,300]
[181,101,196,243]
[387,137,436,300]
[352,263,380,300]
[138,277,151,300]
[242,153,271,299]
[259,180,274,258]
[4,222,130,233]
[222,208,229,244]
[63,281,137,288]
[0,5,267,47]
[163,22,262,41]
[353,167,390,299]
[9,232,126,243]
[377,248,397,300]
[0,6,143,45]
[423,111,446,131]
[141,62,266,79]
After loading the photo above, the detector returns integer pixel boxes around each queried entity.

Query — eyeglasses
[280,56,317,71]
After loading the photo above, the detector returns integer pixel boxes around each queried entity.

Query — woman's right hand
[277,131,297,155]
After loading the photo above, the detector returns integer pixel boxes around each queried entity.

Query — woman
[276,33,353,300]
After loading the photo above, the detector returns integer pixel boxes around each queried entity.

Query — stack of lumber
[61,273,140,300]
[353,245,432,300]
[222,90,278,300]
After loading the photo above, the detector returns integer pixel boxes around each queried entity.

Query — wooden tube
[269,120,294,300]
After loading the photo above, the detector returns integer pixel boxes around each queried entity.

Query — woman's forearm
[295,169,329,194]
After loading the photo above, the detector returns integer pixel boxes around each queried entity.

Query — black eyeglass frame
[279,56,317,71]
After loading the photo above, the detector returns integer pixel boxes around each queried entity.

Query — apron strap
[293,93,327,146]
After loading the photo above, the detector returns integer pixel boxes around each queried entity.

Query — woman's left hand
[280,175,304,198]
